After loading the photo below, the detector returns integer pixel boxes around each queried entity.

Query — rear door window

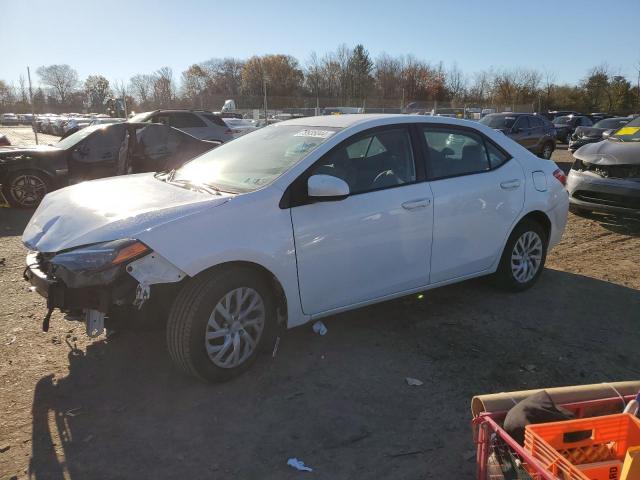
[515,116,530,130]
[423,128,491,178]
[169,112,206,128]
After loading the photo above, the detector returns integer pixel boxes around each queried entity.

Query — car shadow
[0,207,33,238]
[574,210,640,237]
[28,269,640,479]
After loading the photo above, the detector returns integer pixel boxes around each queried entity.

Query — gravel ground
[0,128,639,479]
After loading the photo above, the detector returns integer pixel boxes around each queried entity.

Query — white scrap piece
[287,458,313,472]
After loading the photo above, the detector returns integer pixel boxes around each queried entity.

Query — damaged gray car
[567,115,640,215]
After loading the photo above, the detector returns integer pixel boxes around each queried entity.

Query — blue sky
[3,0,639,88]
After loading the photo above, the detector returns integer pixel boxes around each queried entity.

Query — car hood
[574,140,640,165]
[23,173,231,253]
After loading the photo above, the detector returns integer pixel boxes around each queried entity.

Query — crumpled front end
[24,240,188,337]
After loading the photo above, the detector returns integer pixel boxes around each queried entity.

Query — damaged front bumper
[24,248,187,337]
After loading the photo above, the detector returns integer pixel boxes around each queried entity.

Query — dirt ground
[0,127,639,480]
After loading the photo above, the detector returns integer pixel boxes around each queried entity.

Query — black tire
[495,219,548,292]
[166,266,276,382]
[2,170,51,208]
[539,142,554,160]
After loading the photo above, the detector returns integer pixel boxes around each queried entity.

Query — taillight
[552,168,566,186]
[225,129,233,135]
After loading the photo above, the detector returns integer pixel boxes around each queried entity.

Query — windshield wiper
[169,178,222,195]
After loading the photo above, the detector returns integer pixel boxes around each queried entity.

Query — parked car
[567,115,640,215]
[479,113,556,159]
[548,110,581,121]
[22,114,569,381]
[1,113,20,125]
[129,110,233,142]
[0,123,219,208]
[568,117,632,152]
[553,115,593,144]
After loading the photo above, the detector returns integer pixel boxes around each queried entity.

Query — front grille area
[573,190,640,210]
[573,161,640,179]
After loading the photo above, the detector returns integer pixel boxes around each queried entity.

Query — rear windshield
[553,116,571,125]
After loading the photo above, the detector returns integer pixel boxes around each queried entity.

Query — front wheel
[495,219,548,292]
[166,267,275,382]
[539,142,554,160]
[2,170,51,208]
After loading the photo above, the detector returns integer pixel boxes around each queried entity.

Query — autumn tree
[241,55,303,98]
[153,67,174,108]
[36,64,78,104]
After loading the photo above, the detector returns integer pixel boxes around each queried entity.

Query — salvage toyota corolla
[22,114,569,382]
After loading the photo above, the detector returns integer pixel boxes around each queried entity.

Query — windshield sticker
[294,129,335,139]
[615,126,640,136]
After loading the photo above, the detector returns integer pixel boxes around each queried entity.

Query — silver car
[129,110,233,143]
[567,116,640,215]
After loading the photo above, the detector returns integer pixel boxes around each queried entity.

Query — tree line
[1,44,638,115]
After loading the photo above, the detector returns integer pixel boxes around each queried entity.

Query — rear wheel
[2,170,50,208]
[495,219,548,291]
[565,133,572,145]
[166,267,276,382]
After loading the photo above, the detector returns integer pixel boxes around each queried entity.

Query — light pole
[27,66,38,145]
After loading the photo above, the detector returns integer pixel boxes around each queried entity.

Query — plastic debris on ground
[287,457,313,472]
[312,320,327,336]
[405,377,424,386]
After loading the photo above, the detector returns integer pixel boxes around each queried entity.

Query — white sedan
[22,114,568,381]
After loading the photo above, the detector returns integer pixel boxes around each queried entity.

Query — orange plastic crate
[524,413,640,480]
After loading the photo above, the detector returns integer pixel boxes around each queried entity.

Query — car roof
[278,113,484,130]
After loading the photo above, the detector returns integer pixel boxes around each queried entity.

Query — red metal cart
[473,394,636,480]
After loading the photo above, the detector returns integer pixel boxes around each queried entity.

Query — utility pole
[27,66,38,145]
[263,77,268,125]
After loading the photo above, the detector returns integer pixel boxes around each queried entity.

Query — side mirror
[307,174,349,200]
[602,130,613,139]
[511,127,521,134]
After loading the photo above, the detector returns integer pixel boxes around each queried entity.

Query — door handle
[402,198,431,210]
[500,179,521,190]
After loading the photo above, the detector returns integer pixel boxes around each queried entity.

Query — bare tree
[446,63,467,104]
[17,75,28,104]
[36,64,78,104]
[129,74,155,107]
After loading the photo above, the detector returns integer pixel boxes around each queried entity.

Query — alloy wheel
[542,144,553,159]
[10,174,47,207]
[510,231,543,283]
[204,287,265,368]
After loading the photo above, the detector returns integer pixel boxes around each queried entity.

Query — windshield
[479,115,517,129]
[553,116,571,125]
[172,124,341,193]
[594,118,629,129]
[611,116,640,142]
[55,124,108,149]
